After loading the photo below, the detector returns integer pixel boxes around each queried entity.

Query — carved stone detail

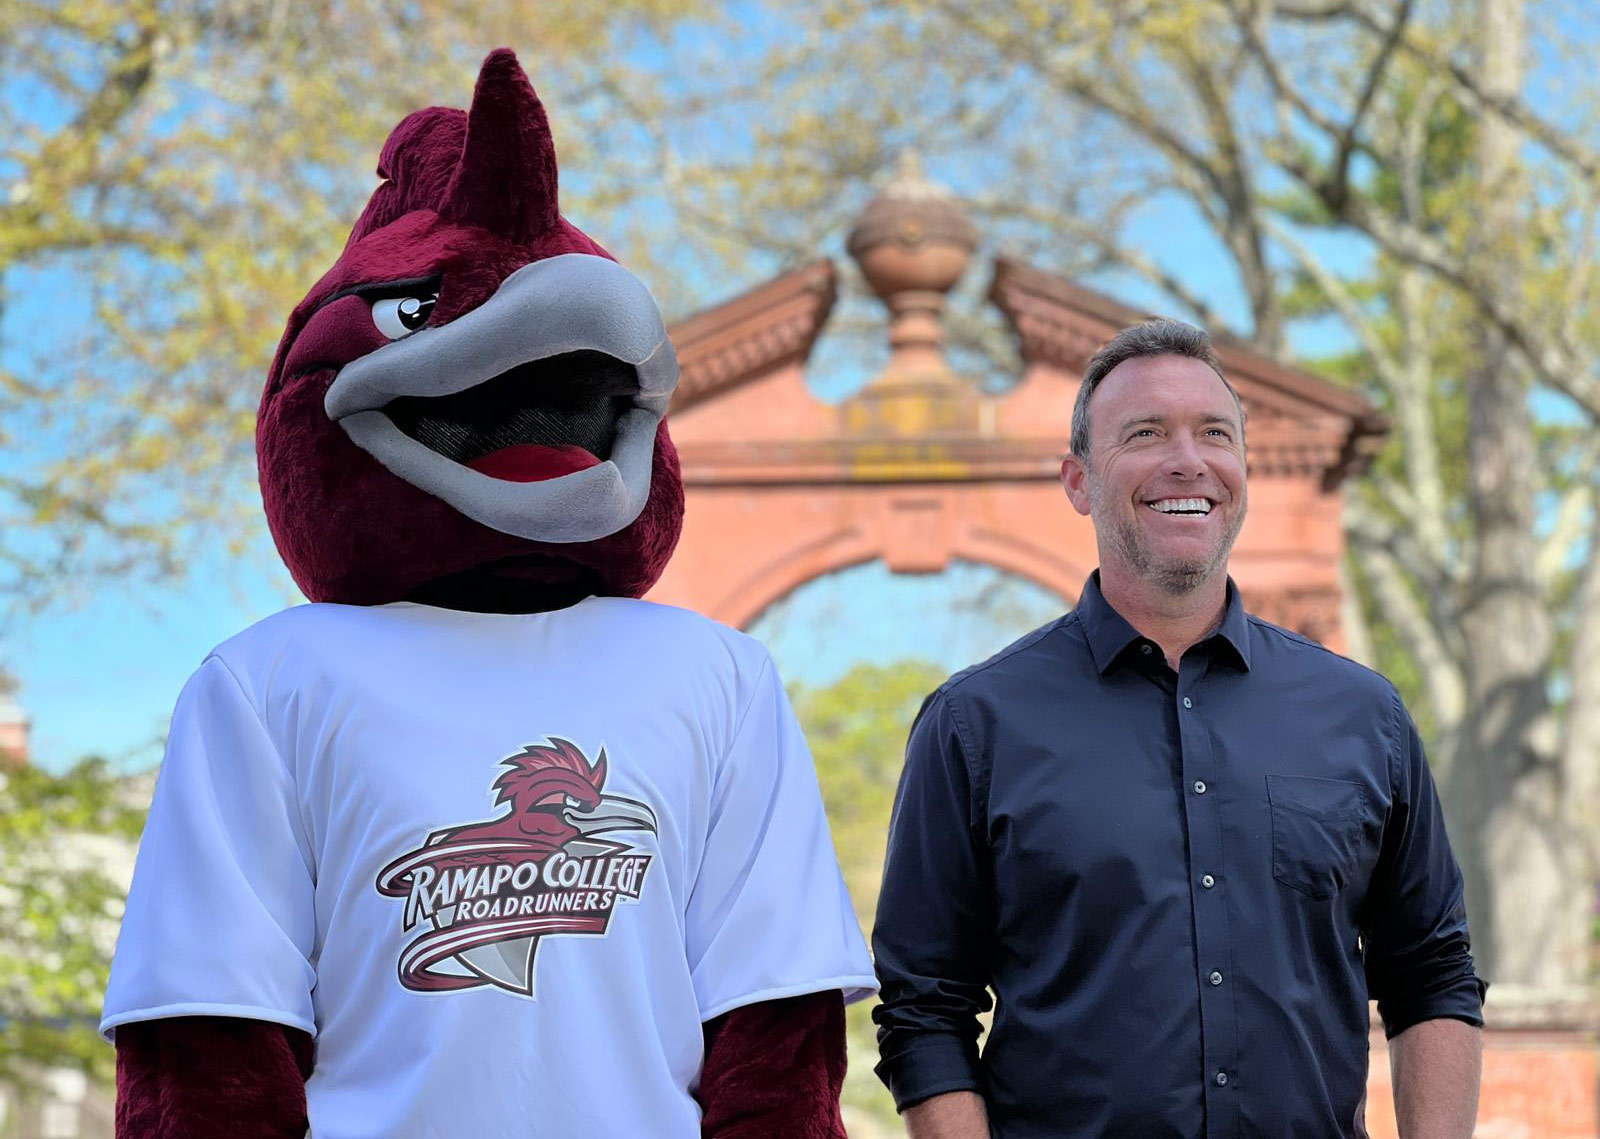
[1247,586,1343,646]
[669,260,837,414]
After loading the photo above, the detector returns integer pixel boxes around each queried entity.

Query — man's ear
[1060,453,1094,517]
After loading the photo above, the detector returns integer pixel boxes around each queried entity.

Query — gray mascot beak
[563,794,659,837]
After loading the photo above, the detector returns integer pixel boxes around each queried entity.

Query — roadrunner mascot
[102,49,874,1138]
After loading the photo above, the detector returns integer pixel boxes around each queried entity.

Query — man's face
[1060,354,1247,595]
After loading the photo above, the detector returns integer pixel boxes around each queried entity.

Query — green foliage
[793,660,944,923]
[1367,89,1477,232]
[0,759,146,1086]
[791,659,944,1128]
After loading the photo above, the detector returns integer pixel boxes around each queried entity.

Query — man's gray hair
[1070,318,1244,459]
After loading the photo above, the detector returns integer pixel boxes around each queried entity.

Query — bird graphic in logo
[376,739,657,996]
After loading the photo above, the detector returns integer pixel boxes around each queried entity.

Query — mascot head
[258,49,683,608]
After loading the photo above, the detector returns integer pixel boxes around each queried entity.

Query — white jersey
[102,598,876,1139]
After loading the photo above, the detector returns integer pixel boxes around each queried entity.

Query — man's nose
[1163,432,1208,477]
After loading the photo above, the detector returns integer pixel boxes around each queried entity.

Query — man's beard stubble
[1088,472,1247,596]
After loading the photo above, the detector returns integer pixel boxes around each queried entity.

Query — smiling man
[872,319,1485,1138]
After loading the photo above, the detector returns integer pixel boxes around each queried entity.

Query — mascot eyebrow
[275,277,441,384]
[302,275,442,319]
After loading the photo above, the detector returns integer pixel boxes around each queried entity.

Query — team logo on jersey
[376,738,656,996]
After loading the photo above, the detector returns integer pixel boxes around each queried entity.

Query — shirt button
[1215,1071,1228,1087]
[1209,971,1224,986]
[1202,874,1216,888]
[1182,696,1193,709]
[1193,780,1208,794]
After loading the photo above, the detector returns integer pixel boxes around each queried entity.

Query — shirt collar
[1075,570,1252,674]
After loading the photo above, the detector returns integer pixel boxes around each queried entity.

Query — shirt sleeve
[1362,691,1486,1038]
[684,652,876,1022]
[100,654,317,1040]
[871,690,993,1112]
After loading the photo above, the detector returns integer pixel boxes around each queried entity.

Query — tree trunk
[1446,0,1579,990]
[1556,506,1600,979]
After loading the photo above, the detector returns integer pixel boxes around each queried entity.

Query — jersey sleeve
[100,654,318,1039]
[684,652,877,1022]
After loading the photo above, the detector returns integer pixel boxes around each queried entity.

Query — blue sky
[5,552,295,771]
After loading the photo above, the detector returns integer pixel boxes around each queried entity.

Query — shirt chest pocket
[1266,775,1376,900]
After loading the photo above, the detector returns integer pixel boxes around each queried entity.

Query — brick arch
[712,529,881,632]
[949,528,1088,609]
[644,256,1381,657]
[703,507,1089,631]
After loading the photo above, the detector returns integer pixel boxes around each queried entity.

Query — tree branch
[1267,217,1399,375]
[1173,42,1284,350]
[1266,218,1457,586]
[1276,2,1359,17]
[1560,183,1600,349]
[1537,431,1600,589]
[1558,479,1600,874]
[1325,0,1414,213]
[1339,551,1377,667]
[1222,0,1384,180]
[976,195,1243,336]
[1538,485,1592,590]
[1345,494,1467,738]
[0,14,160,266]
[924,0,1243,212]
[1329,1,1600,181]
[1224,0,1600,416]
[1301,162,1600,417]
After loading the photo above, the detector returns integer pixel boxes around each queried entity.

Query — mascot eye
[370,293,438,339]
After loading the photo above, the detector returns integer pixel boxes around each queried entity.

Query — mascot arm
[698,990,848,1139]
[117,995,846,1139]
[115,1016,312,1139]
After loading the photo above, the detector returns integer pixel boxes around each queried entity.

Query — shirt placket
[1176,655,1240,1138]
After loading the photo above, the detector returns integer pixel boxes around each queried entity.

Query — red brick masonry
[1366,1012,1599,1138]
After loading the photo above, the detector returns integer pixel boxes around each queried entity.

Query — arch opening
[747,558,1071,688]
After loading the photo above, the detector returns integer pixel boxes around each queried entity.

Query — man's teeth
[1149,498,1213,514]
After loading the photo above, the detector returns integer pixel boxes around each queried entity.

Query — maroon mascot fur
[103,49,872,1137]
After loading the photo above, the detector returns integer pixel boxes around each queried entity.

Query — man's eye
[370,294,438,339]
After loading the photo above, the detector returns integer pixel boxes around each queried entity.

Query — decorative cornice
[1247,422,1351,480]
[1247,585,1342,646]
[667,260,837,415]
[988,257,1143,372]
[1322,411,1392,492]
[677,433,1356,487]
[675,436,1065,486]
[988,256,1387,491]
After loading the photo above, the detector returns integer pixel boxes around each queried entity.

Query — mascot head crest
[258,49,683,608]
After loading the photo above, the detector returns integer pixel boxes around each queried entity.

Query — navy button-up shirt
[872,573,1484,1138]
